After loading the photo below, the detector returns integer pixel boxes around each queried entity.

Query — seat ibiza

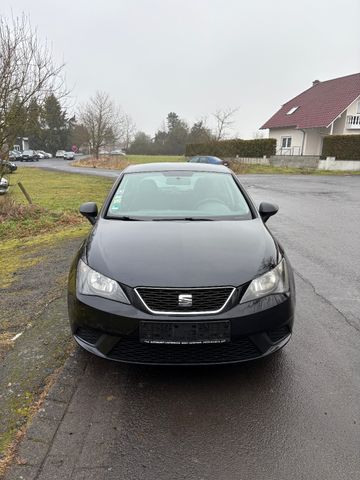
[68,163,295,365]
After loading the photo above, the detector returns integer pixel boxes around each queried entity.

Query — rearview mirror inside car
[259,202,279,223]
[79,202,98,225]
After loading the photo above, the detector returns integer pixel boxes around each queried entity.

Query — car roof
[122,162,229,173]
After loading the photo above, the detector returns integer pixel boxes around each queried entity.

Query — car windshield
[106,171,252,220]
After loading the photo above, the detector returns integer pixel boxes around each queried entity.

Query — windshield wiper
[115,216,142,221]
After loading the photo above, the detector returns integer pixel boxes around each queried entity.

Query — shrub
[321,135,360,160]
[185,138,276,158]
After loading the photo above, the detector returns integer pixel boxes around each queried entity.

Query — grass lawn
[0,168,114,288]
[1,168,114,240]
[125,155,184,163]
[72,154,184,170]
[72,154,360,175]
[230,163,360,175]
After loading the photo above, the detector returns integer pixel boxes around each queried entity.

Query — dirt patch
[72,155,130,170]
[0,234,85,462]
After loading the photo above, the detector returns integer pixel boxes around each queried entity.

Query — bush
[322,135,360,160]
[185,138,276,158]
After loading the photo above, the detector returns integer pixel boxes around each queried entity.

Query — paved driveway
[4,173,360,480]
[17,157,119,178]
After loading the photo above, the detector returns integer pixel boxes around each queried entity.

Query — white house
[261,73,360,156]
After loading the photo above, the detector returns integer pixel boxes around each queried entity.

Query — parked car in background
[99,150,110,155]
[64,151,75,160]
[0,177,9,195]
[35,151,45,159]
[9,150,22,161]
[55,150,66,158]
[188,156,229,167]
[1,160,17,173]
[38,150,52,159]
[20,150,39,162]
[110,150,126,156]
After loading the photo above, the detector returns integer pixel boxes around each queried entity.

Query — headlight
[77,259,130,304]
[240,258,289,304]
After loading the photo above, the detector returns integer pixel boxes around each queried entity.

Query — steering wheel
[195,197,228,209]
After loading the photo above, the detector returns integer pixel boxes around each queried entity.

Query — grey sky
[3,0,360,138]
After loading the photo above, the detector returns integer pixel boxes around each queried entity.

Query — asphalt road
[5,167,360,479]
[17,157,119,178]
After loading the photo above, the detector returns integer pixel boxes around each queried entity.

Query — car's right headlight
[240,258,289,304]
[77,259,130,304]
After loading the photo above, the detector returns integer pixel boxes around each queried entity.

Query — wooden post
[18,182,32,204]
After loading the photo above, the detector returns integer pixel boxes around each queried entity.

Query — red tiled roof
[261,73,360,130]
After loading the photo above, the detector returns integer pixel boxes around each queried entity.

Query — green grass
[8,168,114,211]
[0,168,114,246]
[229,163,360,175]
[126,155,184,163]
[0,168,114,288]
[74,154,360,175]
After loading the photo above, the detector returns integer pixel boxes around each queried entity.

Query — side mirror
[80,202,98,225]
[259,202,278,223]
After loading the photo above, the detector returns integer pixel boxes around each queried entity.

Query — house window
[286,106,299,115]
[281,137,292,148]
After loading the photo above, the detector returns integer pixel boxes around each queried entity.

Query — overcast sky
[3,0,360,138]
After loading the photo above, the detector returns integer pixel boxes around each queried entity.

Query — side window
[281,137,292,148]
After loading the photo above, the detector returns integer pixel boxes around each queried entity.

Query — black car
[189,155,229,167]
[68,163,295,365]
[20,150,39,162]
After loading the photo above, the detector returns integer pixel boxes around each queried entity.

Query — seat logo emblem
[178,294,192,307]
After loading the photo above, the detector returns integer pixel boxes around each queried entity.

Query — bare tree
[79,92,124,159]
[212,107,239,141]
[253,130,264,139]
[121,113,136,151]
[0,14,66,178]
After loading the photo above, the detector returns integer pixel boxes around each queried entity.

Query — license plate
[139,321,231,344]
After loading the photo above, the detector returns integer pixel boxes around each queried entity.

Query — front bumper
[68,290,295,365]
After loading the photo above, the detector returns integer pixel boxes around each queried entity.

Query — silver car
[0,177,9,195]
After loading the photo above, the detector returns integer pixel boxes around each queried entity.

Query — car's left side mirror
[80,202,98,225]
[259,202,279,223]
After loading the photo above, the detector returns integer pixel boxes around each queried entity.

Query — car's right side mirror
[79,202,98,225]
[259,202,279,223]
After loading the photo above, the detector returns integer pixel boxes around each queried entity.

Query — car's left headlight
[240,258,289,304]
[77,259,130,304]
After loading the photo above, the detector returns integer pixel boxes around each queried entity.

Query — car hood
[85,219,279,288]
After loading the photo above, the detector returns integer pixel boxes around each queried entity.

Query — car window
[106,171,252,220]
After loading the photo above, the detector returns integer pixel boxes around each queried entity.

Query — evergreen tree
[26,99,42,149]
[41,94,69,154]
[128,132,154,155]
[188,120,213,144]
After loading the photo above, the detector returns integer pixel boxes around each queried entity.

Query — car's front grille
[267,325,290,343]
[108,336,260,364]
[135,287,234,314]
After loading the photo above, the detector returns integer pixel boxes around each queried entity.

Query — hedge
[321,135,360,160]
[185,138,276,158]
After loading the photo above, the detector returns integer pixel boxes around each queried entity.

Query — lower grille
[108,336,260,364]
[267,325,290,343]
[76,327,102,345]
[135,287,234,314]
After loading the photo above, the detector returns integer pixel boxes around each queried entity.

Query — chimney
[312,79,320,86]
